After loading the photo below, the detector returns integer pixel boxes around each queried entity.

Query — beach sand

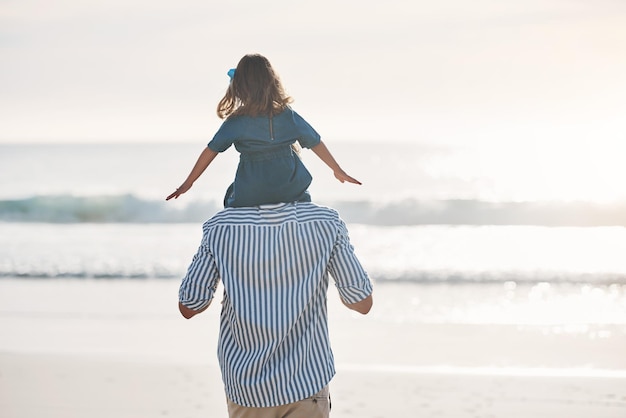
[1,279,625,418]
[2,352,625,418]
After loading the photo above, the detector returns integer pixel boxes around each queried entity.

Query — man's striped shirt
[179,202,372,407]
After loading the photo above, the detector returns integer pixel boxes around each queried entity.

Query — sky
[1,0,626,205]
[2,0,626,202]
[1,0,625,145]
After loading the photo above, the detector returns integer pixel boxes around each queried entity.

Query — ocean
[1,142,625,326]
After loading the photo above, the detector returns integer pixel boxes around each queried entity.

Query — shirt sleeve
[290,109,321,149]
[208,119,237,152]
[327,219,373,304]
[178,243,221,311]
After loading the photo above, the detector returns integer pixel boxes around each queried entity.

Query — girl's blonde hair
[217,54,293,119]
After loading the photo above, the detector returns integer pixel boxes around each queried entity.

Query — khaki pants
[227,386,330,418]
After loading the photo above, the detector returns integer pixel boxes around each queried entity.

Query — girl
[166,53,360,207]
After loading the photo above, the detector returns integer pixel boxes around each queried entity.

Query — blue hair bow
[227,68,235,80]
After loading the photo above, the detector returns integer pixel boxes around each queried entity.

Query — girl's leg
[223,183,235,208]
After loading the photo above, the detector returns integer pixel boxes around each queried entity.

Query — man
[178,201,373,418]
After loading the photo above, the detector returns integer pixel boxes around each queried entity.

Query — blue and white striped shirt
[179,202,372,407]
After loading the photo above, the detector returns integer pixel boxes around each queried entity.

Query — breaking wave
[3,268,625,284]
[2,194,626,226]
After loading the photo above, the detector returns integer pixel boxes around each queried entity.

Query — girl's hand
[334,170,362,185]
[166,148,218,201]
[166,183,192,200]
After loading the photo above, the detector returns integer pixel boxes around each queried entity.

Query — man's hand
[178,301,210,319]
[342,294,373,314]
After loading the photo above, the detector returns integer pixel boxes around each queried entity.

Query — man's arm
[178,301,211,319]
[328,218,374,315]
[178,240,220,319]
[343,294,373,315]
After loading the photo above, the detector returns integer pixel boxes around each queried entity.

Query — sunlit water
[1,223,625,329]
[2,143,626,330]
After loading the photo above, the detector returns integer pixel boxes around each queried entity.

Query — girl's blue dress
[208,107,321,207]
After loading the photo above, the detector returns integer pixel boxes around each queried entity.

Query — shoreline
[1,351,625,418]
[1,278,625,417]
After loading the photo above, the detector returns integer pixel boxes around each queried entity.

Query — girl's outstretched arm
[166,147,219,200]
[310,141,362,185]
